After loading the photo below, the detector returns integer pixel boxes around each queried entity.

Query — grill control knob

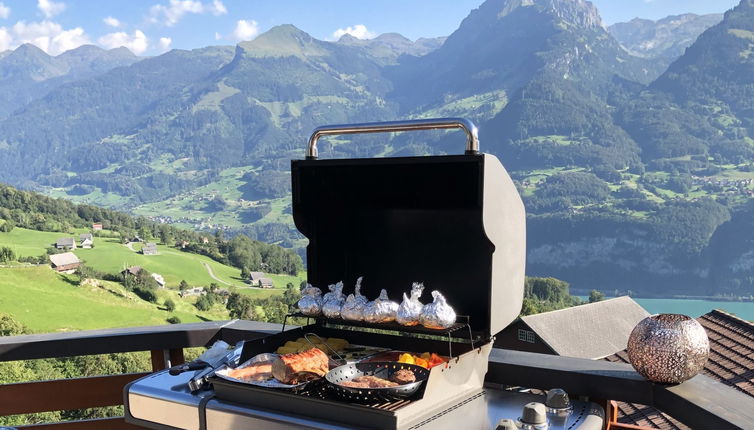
[545,388,571,410]
[521,402,547,425]
[495,418,517,429]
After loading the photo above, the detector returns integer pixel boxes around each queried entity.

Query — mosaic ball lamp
[627,314,710,384]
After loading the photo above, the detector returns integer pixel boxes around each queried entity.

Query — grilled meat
[226,360,273,381]
[340,375,399,388]
[390,369,416,384]
[272,348,329,384]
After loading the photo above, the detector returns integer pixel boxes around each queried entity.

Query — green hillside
[0,227,304,290]
[0,266,226,332]
[0,226,307,332]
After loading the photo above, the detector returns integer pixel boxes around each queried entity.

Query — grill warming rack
[282,312,477,358]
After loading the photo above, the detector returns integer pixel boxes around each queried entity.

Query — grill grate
[282,313,478,358]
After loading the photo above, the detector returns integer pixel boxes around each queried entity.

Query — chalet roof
[260,277,273,285]
[249,272,265,280]
[56,237,75,247]
[605,309,754,429]
[49,252,80,267]
[122,266,142,276]
[79,233,93,241]
[521,296,649,359]
[144,242,157,249]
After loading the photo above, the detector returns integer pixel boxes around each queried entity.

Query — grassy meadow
[0,227,307,332]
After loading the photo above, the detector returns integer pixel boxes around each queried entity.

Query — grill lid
[291,118,525,339]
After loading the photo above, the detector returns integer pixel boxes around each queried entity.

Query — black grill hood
[291,119,526,339]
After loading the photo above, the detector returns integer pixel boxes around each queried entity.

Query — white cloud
[231,19,258,41]
[37,0,65,19]
[214,31,221,40]
[0,28,11,51]
[158,36,171,51]
[331,24,375,41]
[210,0,226,15]
[149,0,226,27]
[0,3,10,19]
[98,30,148,55]
[11,20,89,55]
[103,16,121,28]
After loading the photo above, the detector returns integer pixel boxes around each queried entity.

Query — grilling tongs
[167,340,245,391]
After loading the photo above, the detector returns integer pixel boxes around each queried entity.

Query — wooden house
[55,238,76,250]
[49,252,81,273]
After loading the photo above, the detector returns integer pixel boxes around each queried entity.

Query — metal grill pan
[325,361,429,403]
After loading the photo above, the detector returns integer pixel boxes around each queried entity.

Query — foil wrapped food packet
[322,281,345,319]
[419,290,457,329]
[374,290,398,323]
[297,283,323,316]
[396,282,424,326]
[341,277,367,321]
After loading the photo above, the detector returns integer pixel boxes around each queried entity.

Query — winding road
[202,263,231,286]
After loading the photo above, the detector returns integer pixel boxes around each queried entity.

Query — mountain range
[0,0,752,297]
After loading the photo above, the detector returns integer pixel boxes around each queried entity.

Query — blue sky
[0,0,740,56]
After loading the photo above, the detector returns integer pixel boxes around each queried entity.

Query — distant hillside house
[176,240,189,249]
[121,266,142,277]
[92,223,103,231]
[495,296,649,359]
[180,287,205,298]
[49,252,81,273]
[79,233,93,249]
[55,237,76,250]
[259,278,273,289]
[142,242,158,255]
[200,237,209,244]
[151,273,166,288]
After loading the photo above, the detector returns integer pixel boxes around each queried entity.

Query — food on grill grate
[297,284,323,316]
[322,282,345,318]
[396,282,425,326]
[341,375,399,388]
[277,337,350,355]
[419,290,457,329]
[341,277,368,321]
[389,369,416,384]
[225,360,273,381]
[272,348,330,384]
[363,289,400,323]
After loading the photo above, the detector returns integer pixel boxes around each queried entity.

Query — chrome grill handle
[305,117,479,159]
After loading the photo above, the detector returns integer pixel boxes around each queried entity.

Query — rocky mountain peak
[489,0,603,29]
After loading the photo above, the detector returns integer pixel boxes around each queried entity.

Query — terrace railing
[0,320,752,429]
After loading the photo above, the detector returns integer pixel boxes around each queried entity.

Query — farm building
[55,237,76,250]
[49,252,81,273]
[79,233,93,249]
[259,278,273,288]
[91,223,103,231]
[121,266,142,277]
[179,287,205,298]
[142,243,158,255]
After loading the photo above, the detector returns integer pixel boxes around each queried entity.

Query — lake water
[578,297,754,321]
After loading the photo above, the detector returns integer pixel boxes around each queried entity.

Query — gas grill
[125,118,605,429]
